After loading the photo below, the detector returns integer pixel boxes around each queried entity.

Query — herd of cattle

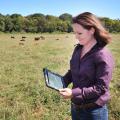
[11,35,69,46]
[11,35,46,45]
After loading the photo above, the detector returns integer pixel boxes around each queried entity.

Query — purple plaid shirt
[63,43,114,106]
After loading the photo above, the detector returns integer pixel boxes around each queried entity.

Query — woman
[59,12,114,120]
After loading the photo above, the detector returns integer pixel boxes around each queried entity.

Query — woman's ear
[90,27,95,35]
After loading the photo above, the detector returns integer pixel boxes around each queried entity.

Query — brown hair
[72,12,111,47]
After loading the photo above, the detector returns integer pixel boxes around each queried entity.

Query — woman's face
[72,23,95,46]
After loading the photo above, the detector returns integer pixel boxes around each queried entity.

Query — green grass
[0,33,120,120]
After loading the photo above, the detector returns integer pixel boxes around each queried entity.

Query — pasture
[0,33,120,120]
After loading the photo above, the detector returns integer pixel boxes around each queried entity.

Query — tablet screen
[43,68,65,91]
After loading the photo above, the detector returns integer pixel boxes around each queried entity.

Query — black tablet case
[43,68,65,91]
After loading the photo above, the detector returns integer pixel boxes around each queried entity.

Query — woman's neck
[82,38,97,52]
[80,38,97,59]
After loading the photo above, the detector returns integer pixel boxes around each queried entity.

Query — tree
[1,13,120,33]
[4,15,14,32]
[10,14,24,32]
[26,13,46,33]
[0,14,5,32]
[59,13,72,22]
[45,15,60,32]
[0,17,5,32]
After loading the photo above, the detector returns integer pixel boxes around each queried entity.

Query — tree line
[0,13,120,33]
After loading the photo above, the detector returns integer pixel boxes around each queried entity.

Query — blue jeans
[71,104,108,120]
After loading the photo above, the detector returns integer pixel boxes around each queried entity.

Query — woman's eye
[73,32,82,35]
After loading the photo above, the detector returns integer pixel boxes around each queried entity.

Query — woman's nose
[75,34,79,40]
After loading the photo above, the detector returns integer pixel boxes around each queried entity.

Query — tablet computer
[43,68,66,91]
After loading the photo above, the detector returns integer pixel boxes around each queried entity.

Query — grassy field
[0,33,120,120]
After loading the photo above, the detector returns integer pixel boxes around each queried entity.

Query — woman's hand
[59,88,73,99]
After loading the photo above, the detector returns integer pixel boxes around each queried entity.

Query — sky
[0,0,120,19]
